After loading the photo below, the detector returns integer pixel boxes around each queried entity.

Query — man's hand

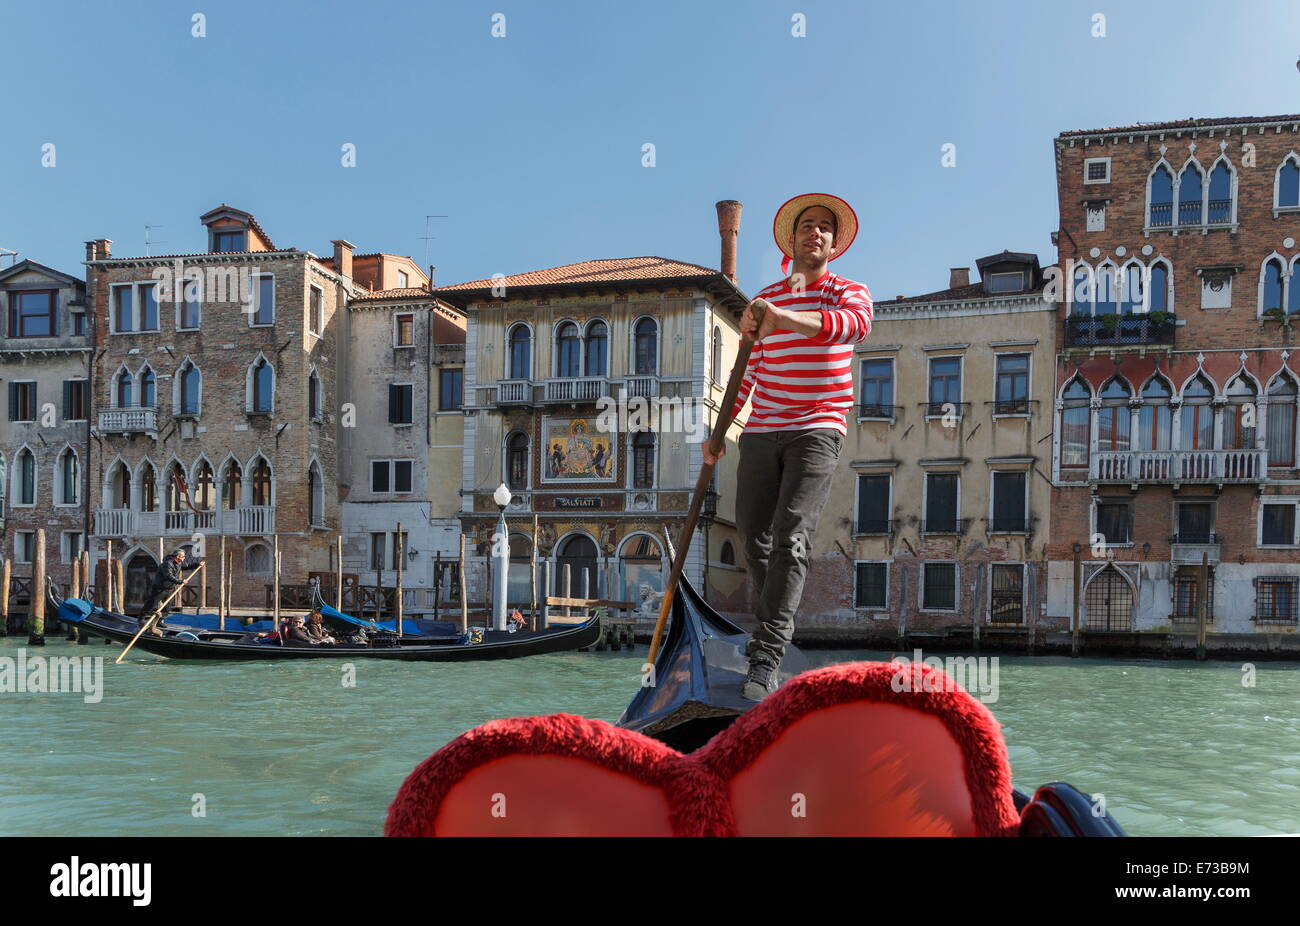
[740,298,781,342]
[702,441,726,466]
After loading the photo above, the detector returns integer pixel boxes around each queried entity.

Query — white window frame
[1083,156,1111,185]
[987,562,1027,624]
[925,354,963,418]
[1273,152,1300,215]
[370,458,415,495]
[12,446,37,508]
[397,270,409,289]
[1257,497,1300,548]
[244,542,272,575]
[853,471,893,535]
[248,273,275,327]
[986,271,1026,293]
[853,560,890,610]
[246,355,275,414]
[630,314,660,377]
[390,381,415,427]
[61,531,86,564]
[308,369,323,422]
[63,377,89,422]
[308,284,324,337]
[921,561,959,613]
[921,470,961,534]
[629,429,656,491]
[10,379,37,421]
[175,276,202,331]
[992,351,1032,418]
[14,530,35,564]
[1090,497,1135,549]
[553,317,583,378]
[174,359,202,418]
[988,469,1030,534]
[506,322,533,380]
[108,281,162,335]
[858,355,896,420]
[393,311,415,348]
[54,446,80,508]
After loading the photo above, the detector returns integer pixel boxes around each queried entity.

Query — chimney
[429,265,436,289]
[715,200,742,282]
[949,267,970,289]
[332,239,354,279]
[85,238,112,261]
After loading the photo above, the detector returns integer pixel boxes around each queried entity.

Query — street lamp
[492,483,511,631]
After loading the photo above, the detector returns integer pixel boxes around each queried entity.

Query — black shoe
[741,659,779,701]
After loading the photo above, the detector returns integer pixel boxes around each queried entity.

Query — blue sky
[2,0,1299,302]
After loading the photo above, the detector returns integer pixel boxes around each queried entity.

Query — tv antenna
[0,247,17,269]
[145,225,167,256]
[420,214,447,268]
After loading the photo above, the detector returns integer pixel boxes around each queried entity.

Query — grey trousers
[735,427,843,668]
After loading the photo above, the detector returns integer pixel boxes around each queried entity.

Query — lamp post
[492,482,511,631]
[699,479,719,605]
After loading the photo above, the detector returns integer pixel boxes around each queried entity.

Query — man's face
[793,205,836,264]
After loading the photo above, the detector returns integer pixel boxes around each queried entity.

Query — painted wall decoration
[541,418,616,484]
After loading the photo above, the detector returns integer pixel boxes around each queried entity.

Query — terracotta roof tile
[435,256,720,293]
[1059,113,1300,138]
[351,287,435,303]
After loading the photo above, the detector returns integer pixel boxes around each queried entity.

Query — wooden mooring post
[29,528,46,646]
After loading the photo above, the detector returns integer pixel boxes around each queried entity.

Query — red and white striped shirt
[731,270,874,435]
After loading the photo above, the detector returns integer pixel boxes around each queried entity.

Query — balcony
[1170,533,1222,565]
[854,518,895,536]
[921,518,970,535]
[94,506,275,538]
[98,405,158,434]
[495,380,534,405]
[1091,449,1265,484]
[543,377,609,404]
[1064,314,1176,348]
[919,401,971,419]
[858,403,900,421]
[623,376,659,399]
[988,517,1030,534]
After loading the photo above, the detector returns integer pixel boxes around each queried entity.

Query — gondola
[51,591,601,662]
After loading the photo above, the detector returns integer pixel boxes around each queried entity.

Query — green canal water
[1,636,1296,837]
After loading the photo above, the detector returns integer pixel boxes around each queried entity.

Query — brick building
[1048,113,1300,633]
[85,205,355,608]
[0,259,91,598]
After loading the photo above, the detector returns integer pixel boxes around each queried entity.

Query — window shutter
[63,381,72,420]
[8,383,16,421]
[388,385,398,423]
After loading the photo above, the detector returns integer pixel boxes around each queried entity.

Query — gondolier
[703,193,873,700]
[137,549,203,635]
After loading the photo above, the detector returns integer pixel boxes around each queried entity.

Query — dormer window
[397,271,409,288]
[212,230,246,253]
[986,271,1025,293]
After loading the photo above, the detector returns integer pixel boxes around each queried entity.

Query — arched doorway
[555,534,599,599]
[1084,565,1134,631]
[125,551,159,612]
[508,533,533,606]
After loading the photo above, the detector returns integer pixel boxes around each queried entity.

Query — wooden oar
[114,566,202,665]
[646,299,766,666]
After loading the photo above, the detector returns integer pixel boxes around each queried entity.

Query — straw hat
[772,193,859,262]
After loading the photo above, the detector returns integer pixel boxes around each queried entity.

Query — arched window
[140,367,156,408]
[1224,376,1257,450]
[1267,374,1299,467]
[1137,376,1173,451]
[1289,258,1300,316]
[1149,164,1174,227]
[1207,160,1233,224]
[1095,263,1117,315]
[245,543,271,575]
[555,322,580,377]
[308,462,324,526]
[720,539,735,566]
[1180,374,1215,450]
[116,369,133,408]
[1071,263,1093,315]
[223,460,243,510]
[583,320,608,377]
[251,458,272,507]
[508,324,531,379]
[1148,261,1170,313]
[57,448,78,506]
[16,448,35,506]
[507,533,533,604]
[1278,155,1300,209]
[506,431,529,490]
[556,534,599,599]
[1178,161,1204,226]
[712,326,722,382]
[1060,378,1091,468]
[1097,378,1131,452]
[1262,257,1285,314]
[1119,264,1142,315]
[135,463,155,511]
[633,317,658,375]
[632,430,655,488]
[194,460,215,510]
[165,462,186,512]
[250,358,274,412]
[179,361,201,415]
[110,460,131,508]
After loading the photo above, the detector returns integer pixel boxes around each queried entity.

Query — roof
[878,282,990,305]
[0,259,86,288]
[351,287,436,303]
[1058,113,1300,139]
[199,204,277,250]
[976,250,1038,270]
[435,256,721,292]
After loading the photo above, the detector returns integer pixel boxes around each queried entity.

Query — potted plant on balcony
[1263,306,1290,327]
[1098,312,1120,337]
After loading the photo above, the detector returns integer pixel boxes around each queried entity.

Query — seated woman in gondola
[303,610,337,645]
